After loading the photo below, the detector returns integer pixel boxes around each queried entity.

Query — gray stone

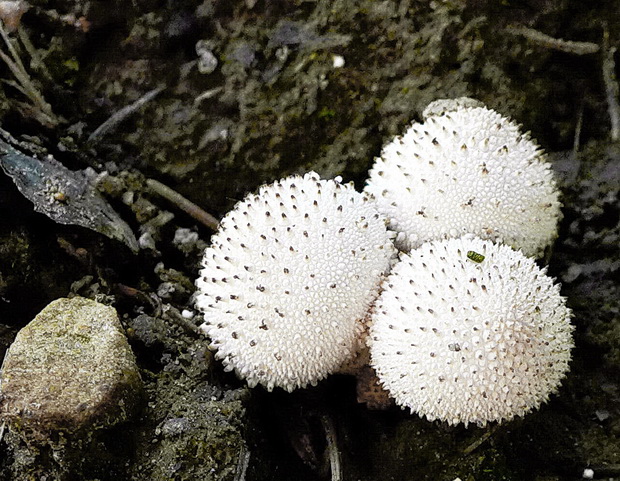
[0,297,142,442]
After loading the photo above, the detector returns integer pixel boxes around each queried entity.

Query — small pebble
[332,54,345,68]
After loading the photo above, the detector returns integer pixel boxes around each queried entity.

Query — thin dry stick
[17,26,54,82]
[161,304,202,337]
[88,86,165,143]
[194,86,223,105]
[146,178,220,230]
[602,30,620,142]
[0,19,28,77]
[0,20,57,125]
[462,424,499,455]
[320,415,342,481]
[573,100,584,154]
[506,25,600,55]
[233,445,250,481]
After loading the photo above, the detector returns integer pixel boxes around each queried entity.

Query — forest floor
[0,1,619,480]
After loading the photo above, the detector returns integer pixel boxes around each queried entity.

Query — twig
[17,26,54,82]
[0,19,28,78]
[602,29,620,142]
[0,421,5,444]
[1,76,30,97]
[462,424,499,455]
[233,445,251,481]
[194,86,223,105]
[146,178,219,230]
[506,25,600,55]
[573,100,584,154]
[161,304,203,337]
[87,86,165,143]
[320,415,342,481]
[0,20,57,126]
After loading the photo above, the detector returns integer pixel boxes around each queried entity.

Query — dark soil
[0,1,619,480]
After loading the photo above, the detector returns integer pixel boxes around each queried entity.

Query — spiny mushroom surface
[369,236,573,426]
[195,172,396,392]
[364,97,562,257]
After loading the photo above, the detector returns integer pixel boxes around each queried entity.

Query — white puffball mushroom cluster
[195,172,396,392]
[194,97,574,427]
[364,97,562,258]
[369,236,574,426]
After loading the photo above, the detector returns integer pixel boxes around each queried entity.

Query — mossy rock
[0,296,143,442]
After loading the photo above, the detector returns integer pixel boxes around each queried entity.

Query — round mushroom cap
[195,172,396,392]
[369,236,574,426]
[364,98,562,257]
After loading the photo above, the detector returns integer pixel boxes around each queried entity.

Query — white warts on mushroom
[195,172,396,392]
[364,97,562,258]
[369,236,574,426]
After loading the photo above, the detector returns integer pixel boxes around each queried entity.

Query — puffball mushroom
[364,97,562,258]
[195,172,396,392]
[369,236,573,426]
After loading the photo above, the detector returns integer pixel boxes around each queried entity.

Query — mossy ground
[0,0,619,480]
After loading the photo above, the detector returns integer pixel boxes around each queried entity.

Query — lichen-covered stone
[0,297,142,442]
